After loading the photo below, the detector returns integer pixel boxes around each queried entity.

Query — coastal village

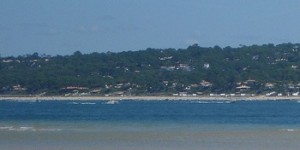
[3,69,300,98]
[1,44,300,98]
[36,81,300,98]
[5,80,300,98]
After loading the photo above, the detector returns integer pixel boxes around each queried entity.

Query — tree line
[1,43,300,96]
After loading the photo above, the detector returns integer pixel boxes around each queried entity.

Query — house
[203,63,210,69]
[236,85,250,90]
[161,66,176,71]
[252,55,259,60]
[240,93,246,97]
[291,65,298,69]
[288,84,295,89]
[162,81,169,86]
[12,85,26,91]
[265,83,275,89]
[200,80,212,87]
[90,89,101,94]
[230,93,236,97]
[179,92,188,97]
[292,92,299,96]
[190,84,199,87]
[159,56,173,60]
[2,59,14,63]
[245,79,256,85]
[112,91,124,96]
[178,64,192,71]
[114,83,124,89]
[196,92,203,95]
[266,91,276,96]
[172,93,179,96]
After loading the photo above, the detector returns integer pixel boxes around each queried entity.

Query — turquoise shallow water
[1,100,300,150]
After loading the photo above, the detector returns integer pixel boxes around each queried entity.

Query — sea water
[0,100,300,150]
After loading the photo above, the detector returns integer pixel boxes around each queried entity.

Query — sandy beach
[0,95,300,101]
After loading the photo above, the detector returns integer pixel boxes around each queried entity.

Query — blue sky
[1,0,300,56]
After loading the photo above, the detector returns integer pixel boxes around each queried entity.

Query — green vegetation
[1,43,300,96]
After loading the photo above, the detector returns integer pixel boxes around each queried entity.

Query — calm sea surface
[1,100,300,150]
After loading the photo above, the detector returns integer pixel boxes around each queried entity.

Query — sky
[1,0,300,56]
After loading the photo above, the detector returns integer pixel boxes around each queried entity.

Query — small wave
[68,102,96,105]
[0,126,30,131]
[0,126,61,132]
[281,129,297,132]
[194,101,210,104]
[191,101,232,104]
[18,127,35,131]
[214,101,231,104]
[68,102,80,105]
[81,102,96,105]
[104,100,119,105]
[0,126,14,130]
[37,128,62,132]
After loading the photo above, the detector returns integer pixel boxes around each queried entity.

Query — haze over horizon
[1,0,300,56]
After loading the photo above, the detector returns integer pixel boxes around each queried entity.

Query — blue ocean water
[0,100,300,125]
[1,99,300,150]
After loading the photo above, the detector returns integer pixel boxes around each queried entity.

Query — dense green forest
[1,43,300,96]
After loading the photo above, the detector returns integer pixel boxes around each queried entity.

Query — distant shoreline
[1,95,300,101]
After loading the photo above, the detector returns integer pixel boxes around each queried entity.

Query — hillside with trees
[1,43,300,97]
